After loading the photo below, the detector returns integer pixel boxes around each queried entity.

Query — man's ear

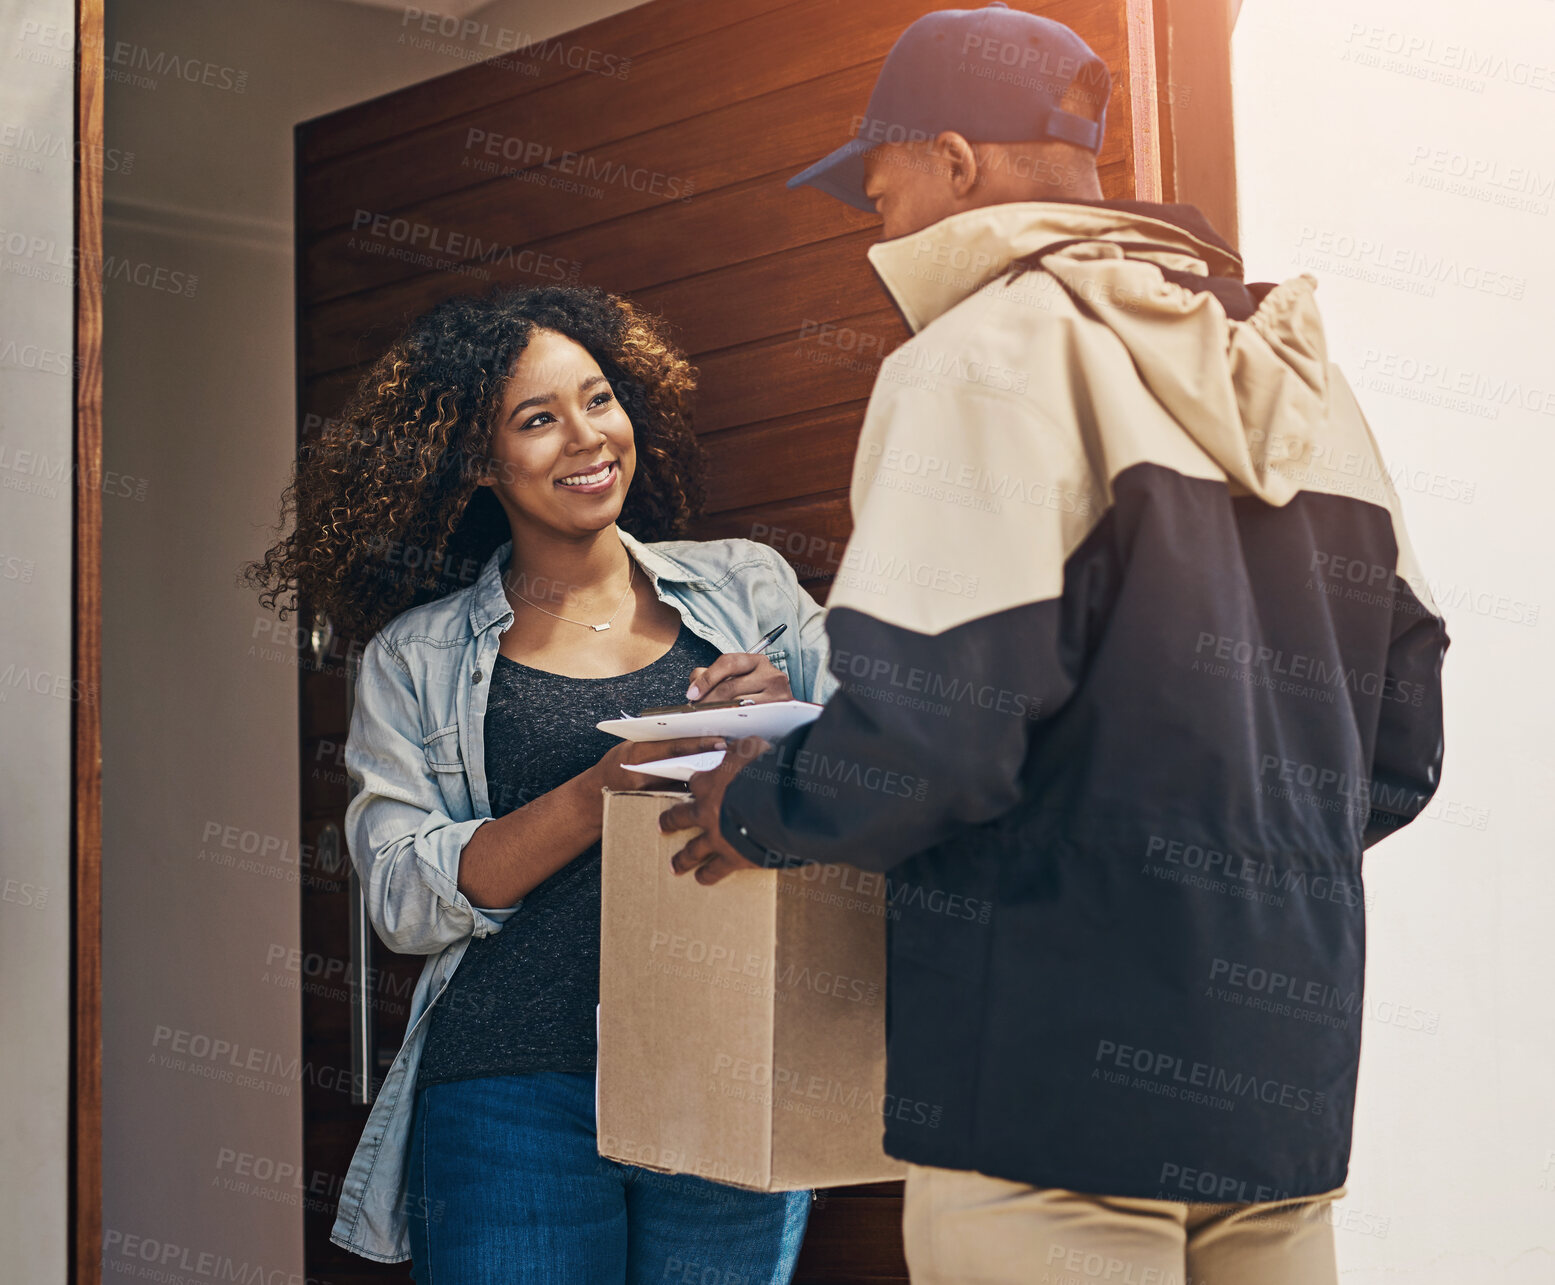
[937,131,980,199]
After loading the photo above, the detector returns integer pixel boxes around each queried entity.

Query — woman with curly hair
[247,285,832,1280]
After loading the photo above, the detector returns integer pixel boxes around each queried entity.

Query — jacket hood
[865,201,1332,506]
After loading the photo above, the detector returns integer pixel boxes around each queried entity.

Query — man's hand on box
[660,736,772,884]
[685,652,792,704]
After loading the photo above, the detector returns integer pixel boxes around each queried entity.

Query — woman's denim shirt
[330,529,837,1262]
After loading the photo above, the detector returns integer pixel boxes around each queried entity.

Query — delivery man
[661,6,1449,1283]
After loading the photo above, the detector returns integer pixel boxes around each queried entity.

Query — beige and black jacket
[720,199,1449,1198]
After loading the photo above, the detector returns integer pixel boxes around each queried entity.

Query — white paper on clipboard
[596,699,823,744]
[621,750,728,782]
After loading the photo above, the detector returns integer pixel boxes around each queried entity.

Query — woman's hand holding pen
[685,654,792,705]
[686,622,792,704]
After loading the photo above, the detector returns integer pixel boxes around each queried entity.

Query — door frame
[1152,0,1240,248]
[73,1,105,1281]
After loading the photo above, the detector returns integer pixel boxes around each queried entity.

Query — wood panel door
[292,2,1229,1280]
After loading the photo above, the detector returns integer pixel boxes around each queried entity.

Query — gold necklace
[509,555,634,632]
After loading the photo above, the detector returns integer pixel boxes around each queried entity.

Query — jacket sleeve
[1363,587,1449,846]
[344,634,517,955]
[719,379,1104,874]
[1343,396,1451,848]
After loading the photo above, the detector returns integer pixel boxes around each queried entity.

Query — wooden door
[292,2,1230,1280]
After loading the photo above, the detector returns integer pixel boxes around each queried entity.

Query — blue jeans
[406,1072,811,1284]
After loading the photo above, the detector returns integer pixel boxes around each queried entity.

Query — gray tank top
[415,621,722,1086]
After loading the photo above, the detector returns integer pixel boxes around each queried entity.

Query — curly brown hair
[245,285,706,642]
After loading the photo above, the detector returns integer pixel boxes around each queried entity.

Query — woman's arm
[346,633,729,932]
[345,634,507,955]
[452,769,603,909]
[453,733,725,907]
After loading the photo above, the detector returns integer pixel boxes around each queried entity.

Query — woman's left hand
[686,652,792,704]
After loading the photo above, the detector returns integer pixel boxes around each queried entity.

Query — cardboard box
[597,789,905,1191]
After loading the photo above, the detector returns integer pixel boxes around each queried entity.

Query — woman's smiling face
[479,327,636,539]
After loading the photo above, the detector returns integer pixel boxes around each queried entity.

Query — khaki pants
[901,1163,1345,1285]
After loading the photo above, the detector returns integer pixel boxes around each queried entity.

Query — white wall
[99,0,648,1279]
[0,2,78,1281]
[1234,3,1555,1280]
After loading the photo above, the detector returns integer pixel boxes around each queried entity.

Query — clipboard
[596,698,823,743]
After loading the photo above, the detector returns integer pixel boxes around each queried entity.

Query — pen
[747,621,787,654]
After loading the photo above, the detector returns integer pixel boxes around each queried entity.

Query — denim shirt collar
[466,526,705,635]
